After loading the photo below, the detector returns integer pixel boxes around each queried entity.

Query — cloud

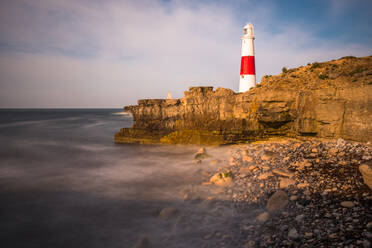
[0,0,370,107]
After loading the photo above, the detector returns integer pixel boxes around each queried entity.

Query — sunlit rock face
[115,56,372,145]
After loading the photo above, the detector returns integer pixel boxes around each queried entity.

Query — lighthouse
[239,23,256,92]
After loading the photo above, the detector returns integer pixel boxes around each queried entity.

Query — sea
[0,109,239,248]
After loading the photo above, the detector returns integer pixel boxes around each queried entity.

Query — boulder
[159,206,179,219]
[288,228,299,240]
[210,171,233,186]
[256,212,270,223]
[194,147,210,160]
[359,164,372,190]
[266,190,288,212]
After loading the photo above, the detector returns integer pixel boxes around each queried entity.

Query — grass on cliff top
[260,55,372,89]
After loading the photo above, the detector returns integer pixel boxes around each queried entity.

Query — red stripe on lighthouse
[240,56,255,75]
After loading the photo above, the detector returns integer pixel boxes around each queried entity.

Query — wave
[112,111,132,116]
[83,121,107,128]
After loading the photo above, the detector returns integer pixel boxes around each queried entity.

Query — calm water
[0,109,230,248]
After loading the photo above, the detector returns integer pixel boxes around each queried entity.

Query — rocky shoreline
[125,55,372,247]
[133,138,372,248]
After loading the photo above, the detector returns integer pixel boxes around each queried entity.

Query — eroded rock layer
[115,56,372,144]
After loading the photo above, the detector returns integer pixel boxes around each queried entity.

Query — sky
[0,0,371,108]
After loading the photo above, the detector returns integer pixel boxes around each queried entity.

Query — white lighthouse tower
[239,23,256,92]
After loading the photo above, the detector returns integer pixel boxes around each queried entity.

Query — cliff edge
[115,55,372,144]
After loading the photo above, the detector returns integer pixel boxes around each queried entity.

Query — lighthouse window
[244,28,248,34]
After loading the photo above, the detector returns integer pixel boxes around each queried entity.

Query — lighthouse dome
[243,23,254,37]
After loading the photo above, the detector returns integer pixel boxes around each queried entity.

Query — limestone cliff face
[115,56,372,144]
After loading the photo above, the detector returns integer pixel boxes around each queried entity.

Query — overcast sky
[0,0,371,108]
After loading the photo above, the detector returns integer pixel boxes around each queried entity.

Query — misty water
[0,109,252,248]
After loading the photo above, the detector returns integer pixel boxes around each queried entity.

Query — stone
[256,212,270,223]
[337,138,346,147]
[295,214,305,222]
[240,165,256,173]
[340,201,355,208]
[266,190,288,212]
[290,195,298,201]
[241,225,254,231]
[248,165,257,171]
[303,189,311,196]
[197,147,206,154]
[359,164,372,190]
[159,206,179,219]
[280,178,296,189]
[243,241,256,248]
[294,160,312,170]
[364,232,372,241]
[309,152,318,158]
[242,155,253,162]
[288,228,299,240]
[183,193,192,201]
[328,148,339,156]
[210,171,233,186]
[328,233,337,239]
[297,182,309,189]
[272,168,294,178]
[280,225,289,232]
[339,161,348,166]
[261,154,271,161]
[304,232,313,239]
[258,172,273,180]
[195,148,210,160]
[131,237,149,248]
[229,157,237,165]
[367,222,372,230]
[203,233,213,240]
[209,159,220,165]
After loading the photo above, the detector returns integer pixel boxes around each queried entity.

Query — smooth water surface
[0,109,217,248]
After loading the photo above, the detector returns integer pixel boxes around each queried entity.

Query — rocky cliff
[115,56,372,145]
